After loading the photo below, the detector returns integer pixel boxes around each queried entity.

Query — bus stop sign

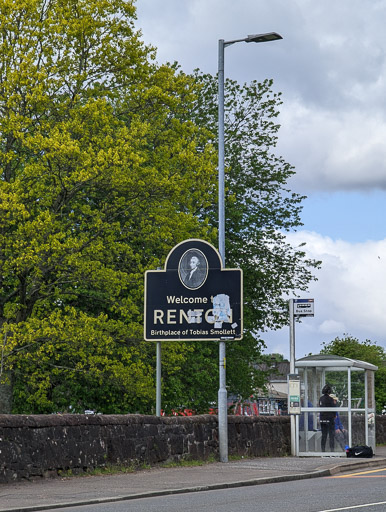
[294,298,314,316]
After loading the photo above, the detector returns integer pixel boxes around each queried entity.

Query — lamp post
[217,32,282,463]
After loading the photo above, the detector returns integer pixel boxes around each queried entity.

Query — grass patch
[58,461,151,478]
[228,454,248,461]
[160,455,217,468]
[160,454,257,467]
[85,464,137,476]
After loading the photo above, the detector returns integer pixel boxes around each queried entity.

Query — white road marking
[318,501,386,511]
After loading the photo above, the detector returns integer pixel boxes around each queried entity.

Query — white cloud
[278,101,386,192]
[319,320,346,335]
[263,232,386,358]
[292,232,386,331]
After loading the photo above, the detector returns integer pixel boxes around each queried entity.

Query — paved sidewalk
[1,446,385,512]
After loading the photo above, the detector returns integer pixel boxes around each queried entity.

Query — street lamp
[217,32,282,463]
[218,32,282,265]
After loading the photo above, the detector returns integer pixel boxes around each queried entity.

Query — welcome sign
[144,239,243,341]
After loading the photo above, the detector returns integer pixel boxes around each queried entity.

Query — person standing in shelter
[319,384,336,452]
[330,393,348,450]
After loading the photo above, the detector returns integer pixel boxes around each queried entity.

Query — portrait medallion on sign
[178,249,208,290]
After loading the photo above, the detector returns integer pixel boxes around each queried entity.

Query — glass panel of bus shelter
[299,411,320,453]
[298,367,324,409]
[298,425,319,453]
[323,369,349,405]
[333,411,349,453]
[367,370,376,410]
[352,411,367,447]
[367,370,376,449]
[297,367,321,454]
[298,368,316,454]
[351,370,366,409]
[368,410,376,449]
[323,368,365,408]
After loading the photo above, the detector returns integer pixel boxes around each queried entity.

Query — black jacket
[319,393,336,422]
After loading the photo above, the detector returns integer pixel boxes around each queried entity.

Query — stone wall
[0,414,290,482]
[0,414,385,483]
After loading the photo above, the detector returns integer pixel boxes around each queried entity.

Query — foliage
[160,340,222,414]
[0,0,216,413]
[321,335,386,413]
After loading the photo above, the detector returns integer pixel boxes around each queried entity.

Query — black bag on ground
[346,445,373,458]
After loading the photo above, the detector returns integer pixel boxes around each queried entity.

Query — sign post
[156,341,161,417]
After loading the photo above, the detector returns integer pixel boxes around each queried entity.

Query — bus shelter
[295,354,377,457]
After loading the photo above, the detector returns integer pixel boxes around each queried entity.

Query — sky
[134,0,386,361]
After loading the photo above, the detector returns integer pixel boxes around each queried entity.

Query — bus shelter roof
[296,354,378,371]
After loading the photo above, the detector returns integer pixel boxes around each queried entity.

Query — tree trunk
[0,373,13,413]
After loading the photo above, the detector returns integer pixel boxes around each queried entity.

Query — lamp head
[246,32,283,43]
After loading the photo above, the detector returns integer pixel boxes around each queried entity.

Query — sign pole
[218,39,228,463]
[289,299,295,374]
[156,341,161,417]
[218,341,228,462]
[289,299,296,456]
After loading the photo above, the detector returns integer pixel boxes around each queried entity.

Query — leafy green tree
[321,336,386,413]
[0,0,216,413]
